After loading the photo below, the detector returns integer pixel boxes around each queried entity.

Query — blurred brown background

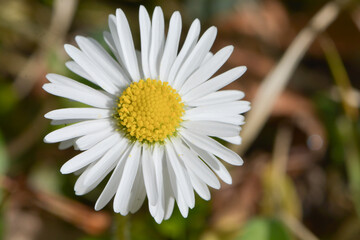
[0,0,360,239]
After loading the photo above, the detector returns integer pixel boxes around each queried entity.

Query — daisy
[43,6,250,223]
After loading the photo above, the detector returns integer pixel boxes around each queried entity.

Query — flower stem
[114,214,131,240]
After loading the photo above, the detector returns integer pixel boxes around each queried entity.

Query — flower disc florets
[115,79,185,144]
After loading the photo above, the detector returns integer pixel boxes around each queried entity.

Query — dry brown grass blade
[13,0,78,98]
[1,176,111,235]
[234,0,352,154]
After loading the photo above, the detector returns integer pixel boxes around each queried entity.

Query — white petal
[43,83,113,109]
[162,161,175,220]
[172,138,220,189]
[185,140,232,184]
[75,128,113,150]
[165,142,195,208]
[172,26,217,90]
[65,61,94,83]
[45,108,111,120]
[75,36,130,87]
[139,5,151,78]
[43,73,114,108]
[164,197,175,220]
[75,161,116,196]
[106,16,127,70]
[218,136,242,145]
[177,190,189,217]
[74,163,95,195]
[142,146,158,205]
[95,147,131,210]
[116,9,140,81]
[184,114,245,125]
[84,138,129,186]
[129,164,146,213]
[51,119,83,125]
[60,132,120,174]
[166,156,189,217]
[184,101,251,118]
[200,52,213,65]
[180,128,243,166]
[58,139,75,150]
[44,119,112,143]
[114,143,141,215]
[182,66,247,102]
[188,170,211,200]
[103,31,122,65]
[179,46,233,95]
[136,50,144,79]
[152,144,165,223]
[167,19,201,85]
[183,121,240,137]
[159,11,182,82]
[64,44,118,94]
[186,90,245,107]
[149,7,165,79]
[43,80,108,108]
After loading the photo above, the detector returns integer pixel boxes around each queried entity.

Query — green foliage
[0,131,9,202]
[0,131,8,236]
[0,82,18,115]
[237,218,291,240]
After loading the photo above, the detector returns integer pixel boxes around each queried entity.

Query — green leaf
[237,218,291,240]
[0,82,18,115]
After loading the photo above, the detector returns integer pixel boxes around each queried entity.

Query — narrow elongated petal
[159,11,182,82]
[58,139,75,150]
[152,147,165,223]
[181,128,243,166]
[183,120,240,137]
[149,7,165,79]
[64,44,118,94]
[172,138,220,189]
[188,170,211,200]
[218,136,242,145]
[65,61,94,82]
[95,147,131,210]
[183,114,245,125]
[186,90,245,107]
[44,119,112,143]
[75,128,113,150]
[45,108,111,120]
[106,16,127,69]
[114,143,141,214]
[200,52,213,65]
[43,83,113,109]
[167,19,200,85]
[182,66,247,102]
[165,142,195,208]
[185,139,232,184]
[116,9,140,81]
[142,147,158,205]
[60,133,120,174]
[139,5,151,78]
[84,138,129,186]
[166,157,189,217]
[129,164,146,213]
[172,27,217,89]
[179,46,234,95]
[185,101,251,118]
[75,36,130,87]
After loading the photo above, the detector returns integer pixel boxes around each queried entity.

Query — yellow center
[115,79,185,144]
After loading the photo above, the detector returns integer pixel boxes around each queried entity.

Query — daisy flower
[43,6,250,223]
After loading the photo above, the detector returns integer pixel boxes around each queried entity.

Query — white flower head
[43,6,250,223]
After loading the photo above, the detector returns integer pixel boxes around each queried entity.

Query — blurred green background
[0,0,360,239]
